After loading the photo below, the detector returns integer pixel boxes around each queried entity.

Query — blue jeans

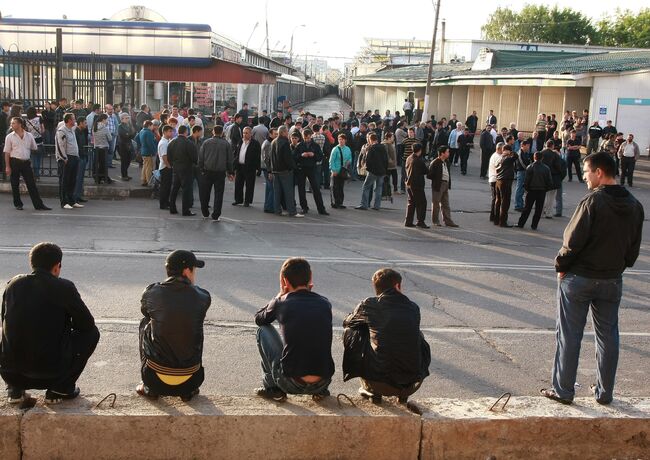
[256,325,331,395]
[74,155,88,202]
[514,170,525,209]
[552,273,623,403]
[555,182,563,216]
[262,170,274,212]
[107,135,116,167]
[272,171,296,215]
[360,172,384,209]
[31,144,43,178]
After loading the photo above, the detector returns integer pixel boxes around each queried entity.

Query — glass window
[192,82,214,114]
[169,82,191,107]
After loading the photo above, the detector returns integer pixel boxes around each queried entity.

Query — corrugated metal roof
[354,63,471,82]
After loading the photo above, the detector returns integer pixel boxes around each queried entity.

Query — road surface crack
[475,330,517,364]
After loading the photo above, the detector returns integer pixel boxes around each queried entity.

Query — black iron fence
[32,145,96,179]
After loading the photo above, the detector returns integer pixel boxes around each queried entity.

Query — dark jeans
[620,157,636,186]
[159,168,172,209]
[450,147,459,165]
[169,166,194,214]
[262,170,274,212]
[74,155,88,202]
[199,170,226,219]
[489,182,497,222]
[388,169,398,191]
[517,189,546,229]
[296,167,326,213]
[31,143,43,178]
[361,379,421,400]
[93,147,109,183]
[321,161,330,188]
[480,149,491,178]
[567,152,582,182]
[256,325,331,395]
[330,174,346,206]
[405,187,426,225]
[552,274,622,403]
[1,326,99,394]
[141,362,204,397]
[234,166,256,204]
[273,171,297,215]
[58,156,79,206]
[9,158,45,209]
[494,179,513,226]
[119,145,131,178]
[459,148,470,174]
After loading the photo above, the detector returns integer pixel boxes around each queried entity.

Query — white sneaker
[293,213,304,218]
[63,204,73,210]
[72,203,84,208]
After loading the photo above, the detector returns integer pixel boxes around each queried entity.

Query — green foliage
[481,4,649,48]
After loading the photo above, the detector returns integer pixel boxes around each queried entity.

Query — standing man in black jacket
[295,129,328,215]
[343,268,430,404]
[541,140,563,218]
[167,126,198,216]
[1,242,99,404]
[198,125,234,221]
[270,126,302,217]
[465,111,478,136]
[427,146,459,227]
[254,258,333,401]
[517,151,552,230]
[541,152,644,406]
[404,144,429,228]
[479,124,495,179]
[357,133,388,211]
[494,145,517,227]
[138,250,210,401]
[232,127,261,207]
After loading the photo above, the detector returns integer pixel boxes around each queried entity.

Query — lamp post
[422,0,442,123]
[289,24,306,66]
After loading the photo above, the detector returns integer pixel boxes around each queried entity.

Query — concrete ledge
[20,395,421,460]
[0,402,22,460]
[0,181,151,199]
[420,397,650,459]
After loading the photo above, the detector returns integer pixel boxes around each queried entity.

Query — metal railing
[32,145,96,178]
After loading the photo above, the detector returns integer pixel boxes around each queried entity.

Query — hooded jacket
[555,185,644,278]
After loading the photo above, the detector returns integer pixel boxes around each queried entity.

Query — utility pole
[422,0,441,123]
[265,0,270,57]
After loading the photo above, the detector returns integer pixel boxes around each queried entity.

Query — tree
[597,8,650,48]
[481,5,599,45]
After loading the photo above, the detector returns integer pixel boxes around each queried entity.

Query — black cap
[165,250,205,272]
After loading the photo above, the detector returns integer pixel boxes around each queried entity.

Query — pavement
[0,94,648,401]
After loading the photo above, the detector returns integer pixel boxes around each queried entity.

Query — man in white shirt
[488,142,504,222]
[157,125,174,210]
[617,133,640,187]
[402,99,413,124]
[3,117,51,211]
[232,127,261,206]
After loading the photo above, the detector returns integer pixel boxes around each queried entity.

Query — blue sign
[618,98,650,106]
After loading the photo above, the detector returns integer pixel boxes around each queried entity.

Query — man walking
[138,250,210,401]
[404,144,428,229]
[541,152,644,405]
[55,113,83,210]
[1,243,99,404]
[428,146,459,227]
[199,125,234,221]
[517,151,552,230]
[4,117,51,211]
[357,133,388,211]
[618,134,640,187]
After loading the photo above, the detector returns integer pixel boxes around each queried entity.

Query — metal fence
[32,145,96,178]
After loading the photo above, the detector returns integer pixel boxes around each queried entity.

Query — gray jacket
[55,125,79,161]
[198,136,234,173]
[93,123,111,149]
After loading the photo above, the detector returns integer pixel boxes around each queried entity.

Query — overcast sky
[3,1,646,69]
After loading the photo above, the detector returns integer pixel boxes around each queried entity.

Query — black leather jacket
[139,277,211,369]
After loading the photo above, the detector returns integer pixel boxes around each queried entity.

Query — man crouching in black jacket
[342,269,431,404]
[1,242,100,404]
[138,250,211,401]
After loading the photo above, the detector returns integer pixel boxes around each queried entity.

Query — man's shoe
[540,388,572,405]
[312,388,330,402]
[318,210,330,216]
[15,205,23,211]
[201,209,209,218]
[181,388,200,402]
[182,211,196,217]
[500,224,514,228]
[355,206,368,210]
[232,201,241,206]
[7,388,29,404]
[301,208,309,214]
[371,207,380,211]
[514,208,524,212]
[330,204,339,209]
[36,205,52,211]
[136,383,159,400]
[45,387,80,404]
[358,387,382,404]
[72,203,84,208]
[243,202,250,207]
[416,223,430,229]
[446,222,459,228]
[337,205,347,209]
[432,222,442,227]
[77,198,88,203]
[545,216,553,219]
[255,387,287,401]
[63,204,74,210]
[292,213,304,218]
[263,209,275,213]
[404,222,416,228]
[553,214,562,217]
[169,209,178,215]
[589,384,612,405]
[211,216,220,221]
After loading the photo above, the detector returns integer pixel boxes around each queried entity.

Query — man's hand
[5,165,10,176]
[558,272,566,279]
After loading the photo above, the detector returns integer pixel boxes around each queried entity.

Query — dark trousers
[518,190,546,229]
[620,157,636,186]
[536,131,546,152]
[494,179,513,226]
[567,153,582,182]
[58,156,79,207]
[141,362,204,397]
[405,110,413,124]
[159,167,172,209]
[330,174,346,206]
[321,161,330,188]
[296,167,326,213]
[234,166,256,204]
[389,169,398,191]
[1,326,99,394]
[93,147,109,183]
[450,148,460,165]
[405,186,426,224]
[459,148,470,174]
[489,182,497,222]
[199,170,226,219]
[119,145,131,178]
[480,149,491,178]
[169,167,194,213]
[9,158,45,209]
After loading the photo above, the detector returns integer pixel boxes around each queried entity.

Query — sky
[2,0,646,69]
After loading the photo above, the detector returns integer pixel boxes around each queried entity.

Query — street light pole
[289,24,306,66]
[423,0,442,123]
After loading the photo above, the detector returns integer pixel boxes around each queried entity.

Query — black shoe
[358,387,382,404]
[181,388,200,402]
[338,205,346,209]
[201,209,209,218]
[160,206,170,210]
[301,208,309,214]
[404,223,416,228]
[232,201,242,206]
[45,387,80,404]
[7,387,28,404]
[136,383,159,400]
[36,205,52,211]
[15,205,23,211]
[312,388,330,402]
[545,216,553,219]
[255,386,287,401]
[243,202,250,207]
[531,226,538,230]
[355,206,368,210]
[77,198,88,203]
[553,214,562,217]
[500,224,514,228]
[330,204,339,209]
[514,208,524,212]
[182,211,196,217]
[318,210,330,216]
[170,209,178,215]
[263,209,275,213]
[416,223,430,229]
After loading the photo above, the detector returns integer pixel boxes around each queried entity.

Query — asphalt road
[1,95,648,401]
